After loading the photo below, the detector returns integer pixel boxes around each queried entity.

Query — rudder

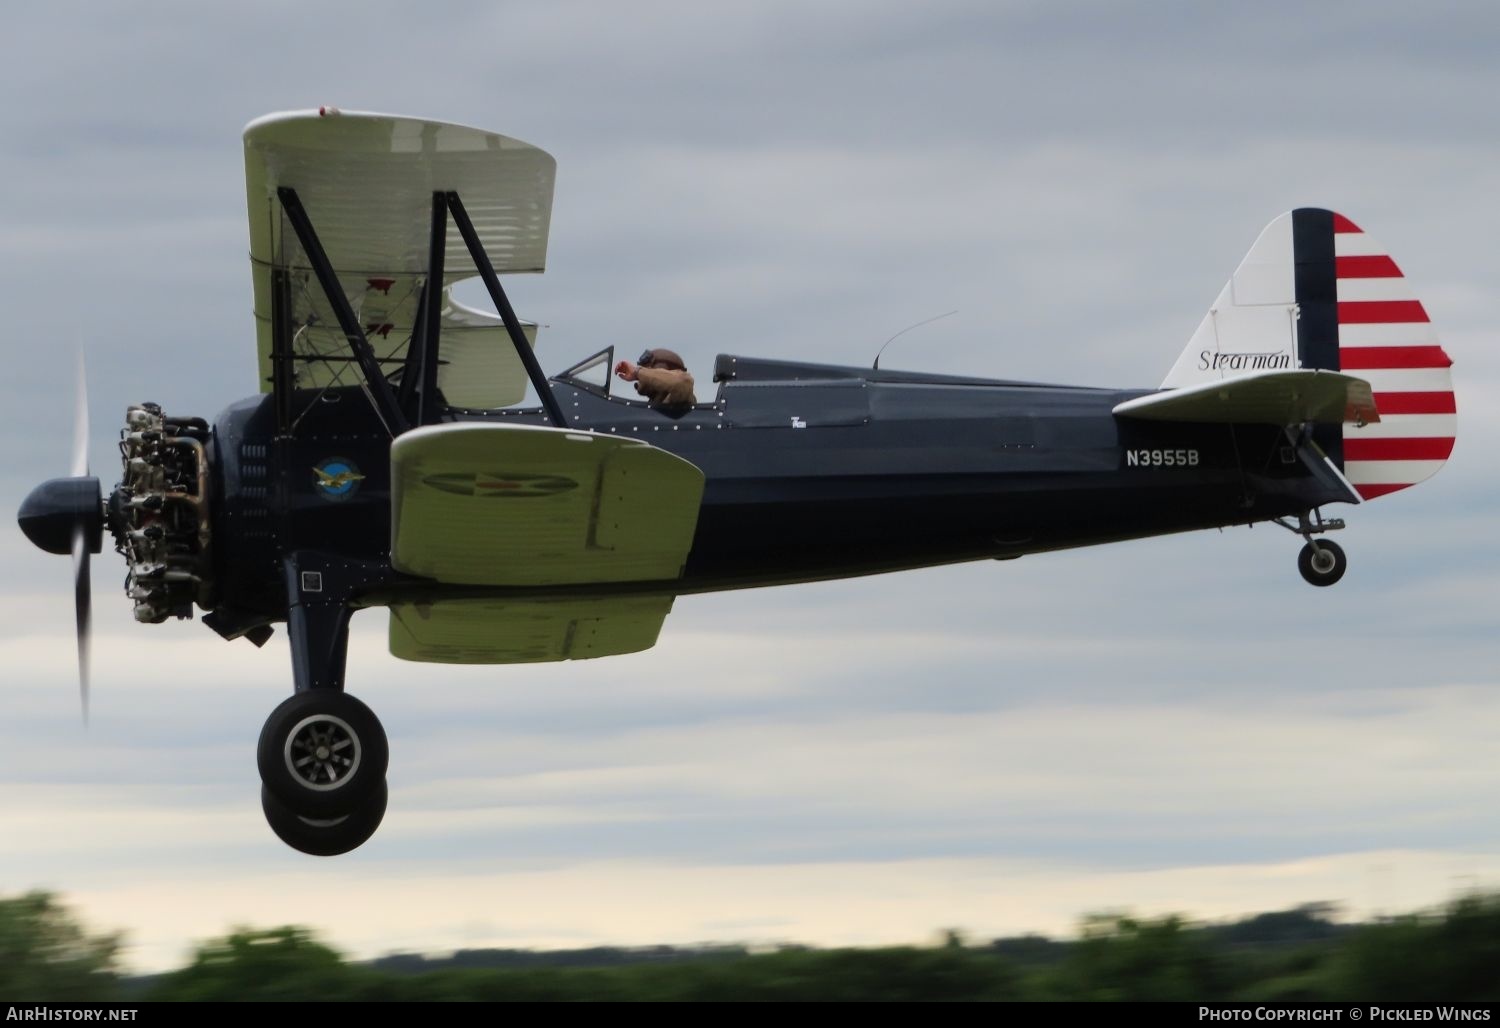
[1163,208,1455,500]
[1319,210,1455,499]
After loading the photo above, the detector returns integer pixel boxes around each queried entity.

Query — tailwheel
[1298,539,1347,587]
[258,691,388,817]
[262,780,388,857]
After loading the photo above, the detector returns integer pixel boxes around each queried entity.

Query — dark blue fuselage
[205,354,1348,627]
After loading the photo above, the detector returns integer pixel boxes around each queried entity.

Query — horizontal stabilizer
[389,595,673,664]
[1113,370,1379,425]
[391,423,704,586]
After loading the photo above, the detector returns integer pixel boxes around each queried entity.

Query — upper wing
[1112,369,1379,425]
[243,109,556,407]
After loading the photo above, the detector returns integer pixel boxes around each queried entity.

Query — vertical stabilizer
[1163,209,1454,500]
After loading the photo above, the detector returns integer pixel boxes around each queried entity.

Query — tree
[1056,912,1233,1001]
[0,891,122,1000]
[147,926,362,1001]
[1332,894,1500,1001]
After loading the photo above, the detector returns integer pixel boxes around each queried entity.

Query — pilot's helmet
[638,348,686,372]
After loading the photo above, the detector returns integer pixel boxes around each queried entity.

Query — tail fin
[1163,209,1455,500]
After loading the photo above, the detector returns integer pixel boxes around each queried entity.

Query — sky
[2,1,1498,972]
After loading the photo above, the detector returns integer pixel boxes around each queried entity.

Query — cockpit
[552,346,721,413]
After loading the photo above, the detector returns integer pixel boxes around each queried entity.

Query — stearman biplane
[18,110,1457,854]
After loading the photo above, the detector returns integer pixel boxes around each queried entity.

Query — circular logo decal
[312,457,365,502]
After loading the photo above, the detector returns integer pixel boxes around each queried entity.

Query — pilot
[614,348,697,409]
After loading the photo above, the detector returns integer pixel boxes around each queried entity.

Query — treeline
[5,891,1500,1001]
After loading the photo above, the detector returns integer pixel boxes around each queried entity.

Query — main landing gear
[257,553,392,856]
[258,691,389,855]
[1274,509,1348,588]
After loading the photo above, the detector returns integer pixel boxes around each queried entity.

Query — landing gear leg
[258,552,391,855]
[1275,510,1349,588]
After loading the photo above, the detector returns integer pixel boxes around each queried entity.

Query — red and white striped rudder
[1162,208,1455,500]
[1329,212,1455,499]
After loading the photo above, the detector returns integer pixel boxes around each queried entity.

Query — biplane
[17,110,1457,855]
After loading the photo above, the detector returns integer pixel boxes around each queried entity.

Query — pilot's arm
[634,366,697,406]
[616,349,696,406]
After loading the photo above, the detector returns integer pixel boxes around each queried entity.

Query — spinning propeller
[17,357,104,722]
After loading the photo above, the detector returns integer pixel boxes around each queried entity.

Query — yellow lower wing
[389,423,705,586]
[389,595,674,664]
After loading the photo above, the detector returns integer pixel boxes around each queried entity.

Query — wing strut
[270,266,295,434]
[397,192,449,426]
[396,281,428,414]
[447,191,569,429]
[276,187,410,437]
[419,192,446,425]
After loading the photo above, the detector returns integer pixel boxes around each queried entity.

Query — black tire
[1297,539,1347,587]
[261,780,387,857]
[257,691,388,817]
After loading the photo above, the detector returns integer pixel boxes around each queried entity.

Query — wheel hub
[284,714,361,791]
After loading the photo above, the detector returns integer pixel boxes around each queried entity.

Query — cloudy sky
[2,1,1497,971]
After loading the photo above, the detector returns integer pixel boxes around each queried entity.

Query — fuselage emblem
[313,457,365,502]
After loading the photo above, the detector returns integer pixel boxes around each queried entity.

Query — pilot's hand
[614,360,638,382]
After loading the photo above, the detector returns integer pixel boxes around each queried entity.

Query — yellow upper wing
[243,109,555,409]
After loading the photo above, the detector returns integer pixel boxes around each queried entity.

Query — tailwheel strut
[1274,509,1349,587]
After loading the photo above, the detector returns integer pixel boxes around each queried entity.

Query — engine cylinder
[112,404,213,623]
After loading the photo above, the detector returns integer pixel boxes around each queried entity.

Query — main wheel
[261,780,387,857]
[1297,539,1347,587]
[258,691,388,817]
